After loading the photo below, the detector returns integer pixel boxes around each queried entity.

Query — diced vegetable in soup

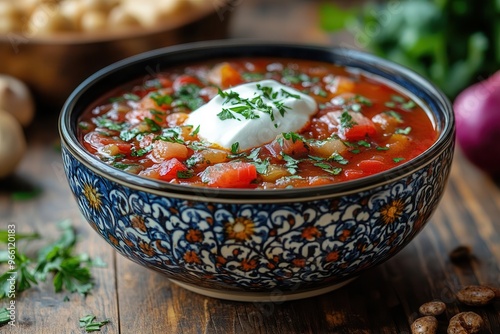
[78,58,437,189]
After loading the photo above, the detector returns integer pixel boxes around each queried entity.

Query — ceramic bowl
[59,41,455,302]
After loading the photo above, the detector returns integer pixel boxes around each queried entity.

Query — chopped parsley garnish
[131,145,153,157]
[329,152,349,165]
[393,157,405,163]
[174,84,204,110]
[395,127,412,135]
[245,148,269,174]
[109,93,140,103]
[231,142,240,154]
[340,111,357,129]
[94,117,124,131]
[391,95,406,103]
[357,140,371,148]
[144,118,161,132]
[282,153,300,174]
[155,127,184,144]
[190,125,200,136]
[150,92,173,107]
[401,100,416,110]
[376,146,390,151]
[354,95,373,106]
[177,170,194,179]
[112,162,135,170]
[314,162,343,175]
[282,132,304,143]
[217,109,237,120]
[216,84,299,127]
[384,110,404,123]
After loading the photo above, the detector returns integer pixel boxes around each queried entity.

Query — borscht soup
[77,58,437,189]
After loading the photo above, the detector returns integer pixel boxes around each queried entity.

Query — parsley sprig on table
[0,220,104,299]
[79,314,110,333]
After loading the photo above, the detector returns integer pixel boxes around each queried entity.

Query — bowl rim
[59,40,455,203]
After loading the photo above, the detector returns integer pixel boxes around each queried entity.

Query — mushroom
[0,75,35,127]
[0,111,27,178]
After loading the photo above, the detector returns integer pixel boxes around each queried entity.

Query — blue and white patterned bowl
[59,41,455,302]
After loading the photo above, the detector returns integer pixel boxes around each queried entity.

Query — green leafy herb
[245,148,269,174]
[217,109,237,121]
[155,127,184,144]
[6,219,98,300]
[150,92,173,107]
[401,100,416,110]
[35,221,94,296]
[377,146,390,151]
[393,157,405,163]
[0,251,37,298]
[282,153,300,175]
[384,111,404,123]
[144,118,161,132]
[94,117,124,131]
[395,127,412,135]
[174,84,204,111]
[190,125,200,136]
[314,162,343,175]
[79,314,110,333]
[231,142,240,154]
[109,93,140,103]
[391,95,406,104]
[131,145,153,157]
[354,95,373,106]
[0,307,9,325]
[282,132,304,143]
[340,111,357,129]
[177,170,194,179]
[329,152,349,165]
[357,140,371,148]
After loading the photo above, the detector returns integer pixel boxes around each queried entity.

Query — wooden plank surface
[1,1,500,333]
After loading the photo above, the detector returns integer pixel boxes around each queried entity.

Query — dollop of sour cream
[185,79,317,151]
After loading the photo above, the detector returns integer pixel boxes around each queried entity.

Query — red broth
[77,58,437,189]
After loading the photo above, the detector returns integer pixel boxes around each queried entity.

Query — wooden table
[1,1,499,333]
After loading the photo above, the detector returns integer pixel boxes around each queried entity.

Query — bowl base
[169,278,357,302]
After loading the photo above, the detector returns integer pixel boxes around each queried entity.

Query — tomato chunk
[201,162,257,188]
[173,75,203,92]
[319,111,377,141]
[139,158,187,181]
[357,159,387,175]
[266,134,309,159]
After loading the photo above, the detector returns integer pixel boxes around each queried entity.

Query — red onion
[453,71,500,176]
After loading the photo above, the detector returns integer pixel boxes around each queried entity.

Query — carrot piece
[208,62,243,88]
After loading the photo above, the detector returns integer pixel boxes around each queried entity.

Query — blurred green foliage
[320,0,500,97]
